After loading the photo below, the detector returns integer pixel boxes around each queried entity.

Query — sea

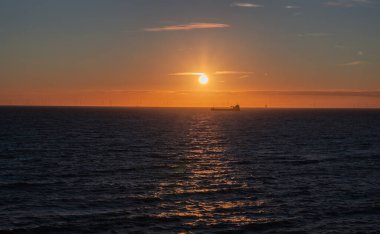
[0,107,379,233]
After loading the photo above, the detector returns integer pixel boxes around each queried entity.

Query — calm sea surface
[0,107,379,233]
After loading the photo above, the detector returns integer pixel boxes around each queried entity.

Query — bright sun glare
[199,74,209,85]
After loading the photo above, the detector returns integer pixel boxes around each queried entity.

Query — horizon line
[1,104,379,110]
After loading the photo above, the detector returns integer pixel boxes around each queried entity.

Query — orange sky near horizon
[1,89,380,108]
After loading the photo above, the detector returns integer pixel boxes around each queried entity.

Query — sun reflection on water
[152,113,269,228]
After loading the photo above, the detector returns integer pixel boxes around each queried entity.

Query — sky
[1,0,380,107]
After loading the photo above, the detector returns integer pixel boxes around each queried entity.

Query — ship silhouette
[211,104,240,111]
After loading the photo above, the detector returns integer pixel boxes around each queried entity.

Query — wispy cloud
[107,90,380,98]
[215,71,255,79]
[285,5,301,9]
[244,90,380,97]
[13,89,380,98]
[144,22,230,32]
[335,44,345,49]
[215,71,254,75]
[341,60,370,66]
[298,33,331,37]
[325,0,371,8]
[169,71,254,79]
[169,72,204,76]
[170,71,254,76]
[231,2,263,8]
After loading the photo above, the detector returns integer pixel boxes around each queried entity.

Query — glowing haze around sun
[198,74,209,85]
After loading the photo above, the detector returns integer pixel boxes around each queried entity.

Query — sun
[198,74,209,85]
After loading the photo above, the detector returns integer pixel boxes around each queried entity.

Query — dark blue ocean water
[0,107,379,233]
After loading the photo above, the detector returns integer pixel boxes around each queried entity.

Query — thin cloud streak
[170,71,255,76]
[325,0,371,8]
[285,5,301,9]
[101,90,380,97]
[169,72,204,76]
[215,71,254,75]
[144,22,230,32]
[341,61,370,66]
[298,33,331,37]
[245,90,380,97]
[168,71,256,80]
[231,2,263,8]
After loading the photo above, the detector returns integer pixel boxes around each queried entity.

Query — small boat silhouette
[211,105,240,111]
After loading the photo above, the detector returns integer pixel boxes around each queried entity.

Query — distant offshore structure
[211,104,240,111]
